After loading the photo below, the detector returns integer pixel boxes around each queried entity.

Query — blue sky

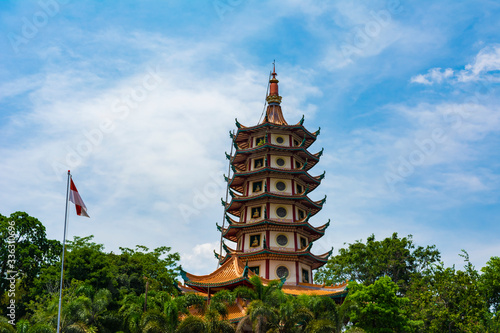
[1,0,499,275]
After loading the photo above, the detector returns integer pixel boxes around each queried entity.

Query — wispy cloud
[411,45,500,84]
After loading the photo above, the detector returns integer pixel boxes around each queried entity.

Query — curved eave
[234,123,318,146]
[222,219,327,242]
[218,253,232,266]
[227,200,323,218]
[228,167,322,191]
[227,192,324,212]
[235,248,330,269]
[232,144,320,164]
[185,277,249,290]
[282,282,348,298]
[182,256,257,292]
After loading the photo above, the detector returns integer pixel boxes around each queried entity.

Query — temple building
[179,66,347,321]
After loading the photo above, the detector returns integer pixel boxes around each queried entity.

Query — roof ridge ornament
[179,266,189,282]
[298,115,305,126]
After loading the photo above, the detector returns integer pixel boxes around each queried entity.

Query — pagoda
[179,66,347,319]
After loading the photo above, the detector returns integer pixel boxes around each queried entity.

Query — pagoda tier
[224,193,326,217]
[227,168,325,194]
[218,243,333,270]
[229,144,323,173]
[231,121,320,150]
[218,217,330,242]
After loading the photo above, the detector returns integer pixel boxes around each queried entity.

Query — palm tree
[141,309,168,333]
[176,290,235,333]
[73,285,112,331]
[234,276,286,333]
[296,294,339,333]
[28,287,91,333]
[268,296,313,332]
[119,293,145,333]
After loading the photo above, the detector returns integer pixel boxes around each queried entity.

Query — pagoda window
[275,181,286,192]
[276,234,288,246]
[298,209,305,220]
[276,136,285,145]
[251,207,262,219]
[295,161,302,169]
[255,136,265,147]
[300,237,307,249]
[252,181,263,193]
[276,158,286,167]
[249,266,260,275]
[294,139,300,146]
[249,234,261,247]
[302,268,310,283]
[296,184,303,194]
[276,265,289,279]
[276,207,288,218]
[254,158,264,169]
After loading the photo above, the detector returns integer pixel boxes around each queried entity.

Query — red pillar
[295,261,299,284]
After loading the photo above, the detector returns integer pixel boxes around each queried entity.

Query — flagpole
[56,170,71,333]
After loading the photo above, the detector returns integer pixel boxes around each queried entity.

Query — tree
[297,294,344,332]
[29,283,93,332]
[481,256,500,313]
[234,276,286,333]
[176,290,235,333]
[0,212,61,317]
[266,296,313,333]
[315,233,440,293]
[406,251,488,332]
[113,245,180,294]
[346,276,410,333]
[0,316,16,333]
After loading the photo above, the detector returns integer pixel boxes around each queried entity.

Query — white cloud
[180,241,220,275]
[410,68,454,85]
[411,45,500,84]
[458,45,500,82]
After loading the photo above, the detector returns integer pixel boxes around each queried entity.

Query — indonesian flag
[69,179,90,217]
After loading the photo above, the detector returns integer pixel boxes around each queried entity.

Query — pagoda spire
[266,61,282,105]
[262,62,288,125]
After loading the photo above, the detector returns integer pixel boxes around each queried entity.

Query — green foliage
[405,251,488,332]
[346,276,409,333]
[5,212,498,333]
[0,212,62,318]
[315,233,440,293]
[481,256,500,313]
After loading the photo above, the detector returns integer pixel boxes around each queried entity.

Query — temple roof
[179,256,347,298]
[262,104,288,125]
[180,256,254,293]
[281,282,348,297]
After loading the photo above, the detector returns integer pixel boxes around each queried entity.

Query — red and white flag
[69,179,90,218]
